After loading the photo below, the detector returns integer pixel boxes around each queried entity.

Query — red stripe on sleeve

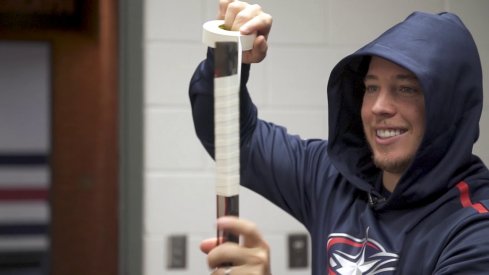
[456,181,488,214]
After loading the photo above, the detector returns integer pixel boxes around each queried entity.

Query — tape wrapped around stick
[213,43,240,197]
[214,41,240,245]
[202,18,256,246]
[202,18,257,198]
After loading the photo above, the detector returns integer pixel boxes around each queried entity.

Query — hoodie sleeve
[434,216,489,274]
[189,49,336,228]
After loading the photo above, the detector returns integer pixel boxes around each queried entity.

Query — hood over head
[327,12,485,209]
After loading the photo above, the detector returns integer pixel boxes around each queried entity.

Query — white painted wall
[142,1,489,274]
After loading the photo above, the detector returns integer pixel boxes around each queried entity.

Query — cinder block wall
[143,1,489,274]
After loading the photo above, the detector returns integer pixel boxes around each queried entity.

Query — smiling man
[190,2,489,274]
[362,56,425,192]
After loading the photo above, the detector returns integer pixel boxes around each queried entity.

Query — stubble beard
[372,151,412,175]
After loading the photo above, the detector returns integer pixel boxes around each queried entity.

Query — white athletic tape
[203,20,255,197]
[214,71,240,196]
[202,20,256,51]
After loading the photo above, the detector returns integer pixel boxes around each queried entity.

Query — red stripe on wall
[456,181,489,214]
[0,188,49,201]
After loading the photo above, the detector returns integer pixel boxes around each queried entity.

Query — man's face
[361,56,425,175]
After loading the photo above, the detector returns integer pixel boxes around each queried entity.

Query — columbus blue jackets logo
[327,228,398,274]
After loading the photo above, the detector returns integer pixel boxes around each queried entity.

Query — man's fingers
[219,1,272,35]
[217,1,272,64]
[238,11,272,63]
[201,236,228,254]
[207,241,240,268]
[241,35,266,64]
[217,216,268,248]
[218,0,234,20]
[240,12,272,36]
[223,1,249,30]
[207,242,268,268]
[200,238,218,254]
[230,4,263,31]
[203,217,271,272]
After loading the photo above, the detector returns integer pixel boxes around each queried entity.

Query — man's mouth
[376,129,406,139]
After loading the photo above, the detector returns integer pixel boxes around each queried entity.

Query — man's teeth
[377,129,402,138]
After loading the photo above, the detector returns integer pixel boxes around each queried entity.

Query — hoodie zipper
[368,189,387,207]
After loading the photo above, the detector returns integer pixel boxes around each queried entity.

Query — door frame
[118,0,144,274]
[0,0,143,274]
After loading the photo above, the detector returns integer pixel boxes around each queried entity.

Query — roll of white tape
[202,20,256,51]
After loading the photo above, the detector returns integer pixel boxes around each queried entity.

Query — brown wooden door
[0,1,119,274]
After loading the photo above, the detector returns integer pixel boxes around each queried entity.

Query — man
[190,1,489,274]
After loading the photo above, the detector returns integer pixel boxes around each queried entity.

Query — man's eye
[365,85,379,93]
[399,86,418,94]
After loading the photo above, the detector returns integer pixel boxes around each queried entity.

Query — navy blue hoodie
[190,12,489,274]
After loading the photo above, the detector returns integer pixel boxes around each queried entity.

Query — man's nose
[371,90,395,116]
